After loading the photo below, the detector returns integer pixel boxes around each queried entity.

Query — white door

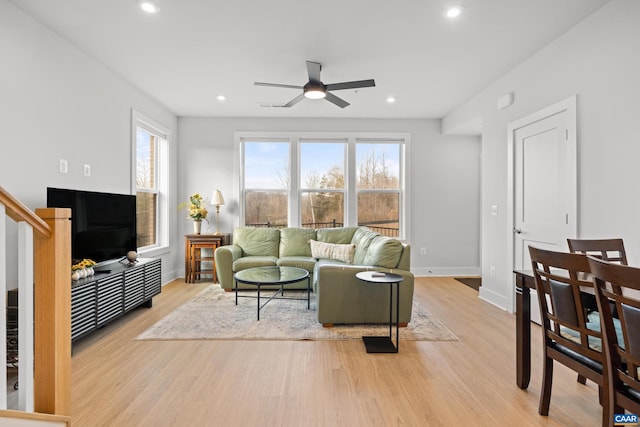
[508,96,577,315]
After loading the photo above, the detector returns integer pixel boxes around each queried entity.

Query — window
[243,141,289,227]
[238,132,408,239]
[300,140,346,229]
[356,141,401,237]
[132,110,169,252]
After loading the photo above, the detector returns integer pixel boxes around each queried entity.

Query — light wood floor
[70,277,601,426]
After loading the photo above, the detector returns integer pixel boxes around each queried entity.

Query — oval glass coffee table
[356,271,403,353]
[234,266,311,320]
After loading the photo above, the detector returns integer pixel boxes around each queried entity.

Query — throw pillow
[309,239,355,264]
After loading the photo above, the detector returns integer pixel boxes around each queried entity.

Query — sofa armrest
[315,264,414,324]
[214,244,243,288]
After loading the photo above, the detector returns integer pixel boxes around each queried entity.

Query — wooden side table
[184,234,230,283]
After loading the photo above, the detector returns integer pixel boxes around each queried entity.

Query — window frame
[131,110,170,256]
[236,132,410,240]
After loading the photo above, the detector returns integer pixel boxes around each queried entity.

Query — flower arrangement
[72,259,96,271]
[71,259,97,281]
[179,193,209,222]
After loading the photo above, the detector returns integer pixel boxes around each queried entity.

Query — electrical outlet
[490,266,496,277]
[59,159,68,174]
[420,247,427,255]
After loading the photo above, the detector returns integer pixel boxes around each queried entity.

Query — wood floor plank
[71,277,601,426]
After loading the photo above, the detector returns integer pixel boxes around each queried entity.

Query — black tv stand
[71,258,161,342]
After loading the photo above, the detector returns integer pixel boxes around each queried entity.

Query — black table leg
[395,281,399,351]
[257,283,260,321]
[363,281,399,353]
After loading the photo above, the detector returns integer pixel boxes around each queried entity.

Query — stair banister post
[33,208,71,416]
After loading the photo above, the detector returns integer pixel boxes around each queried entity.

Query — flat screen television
[47,187,137,265]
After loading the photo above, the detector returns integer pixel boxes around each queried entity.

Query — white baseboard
[412,266,481,277]
[479,287,509,312]
[162,270,178,286]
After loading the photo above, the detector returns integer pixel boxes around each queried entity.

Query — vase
[193,220,202,235]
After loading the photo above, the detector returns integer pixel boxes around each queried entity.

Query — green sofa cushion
[309,239,355,264]
[351,228,380,265]
[362,235,404,268]
[233,256,277,272]
[234,227,280,257]
[279,227,316,257]
[316,227,358,244]
[277,256,317,272]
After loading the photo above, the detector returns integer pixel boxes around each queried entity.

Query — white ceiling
[10,0,609,119]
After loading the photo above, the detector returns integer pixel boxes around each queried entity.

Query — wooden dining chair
[588,256,640,427]
[528,246,607,424]
[567,238,628,265]
[567,238,628,385]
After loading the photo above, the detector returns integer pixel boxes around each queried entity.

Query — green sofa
[214,226,414,326]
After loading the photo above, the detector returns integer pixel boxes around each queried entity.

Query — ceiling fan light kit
[303,81,326,99]
[255,60,375,108]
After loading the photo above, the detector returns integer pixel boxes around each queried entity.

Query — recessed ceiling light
[140,2,158,14]
[444,5,463,19]
[217,95,226,101]
[386,96,396,104]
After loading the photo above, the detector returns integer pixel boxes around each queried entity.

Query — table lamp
[211,189,225,235]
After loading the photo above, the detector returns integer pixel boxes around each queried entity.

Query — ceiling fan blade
[325,92,350,108]
[254,82,303,90]
[275,93,305,108]
[306,61,322,82]
[325,79,376,91]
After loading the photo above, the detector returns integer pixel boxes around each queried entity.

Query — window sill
[138,245,170,259]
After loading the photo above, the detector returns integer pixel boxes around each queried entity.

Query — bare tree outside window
[241,137,404,237]
[136,129,158,247]
[244,141,289,227]
[300,142,345,229]
[356,144,400,236]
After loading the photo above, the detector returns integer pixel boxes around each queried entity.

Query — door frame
[506,95,577,312]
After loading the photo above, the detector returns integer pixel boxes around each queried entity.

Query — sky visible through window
[245,141,400,189]
[137,129,151,158]
[244,142,289,189]
[136,128,152,188]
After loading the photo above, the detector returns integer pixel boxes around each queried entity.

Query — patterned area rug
[136,285,458,341]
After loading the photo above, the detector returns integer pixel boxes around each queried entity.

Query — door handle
[513,227,522,234]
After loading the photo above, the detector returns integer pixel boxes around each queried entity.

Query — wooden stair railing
[0,187,71,417]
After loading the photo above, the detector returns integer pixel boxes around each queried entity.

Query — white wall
[178,117,481,277]
[0,0,179,284]
[443,0,640,311]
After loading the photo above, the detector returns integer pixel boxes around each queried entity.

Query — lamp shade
[211,189,225,206]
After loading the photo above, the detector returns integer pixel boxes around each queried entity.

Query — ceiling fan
[254,61,376,108]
